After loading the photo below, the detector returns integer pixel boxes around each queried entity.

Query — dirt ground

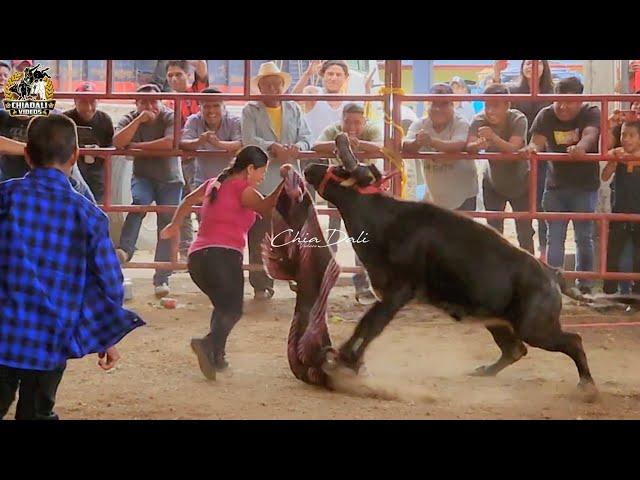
[7,267,640,420]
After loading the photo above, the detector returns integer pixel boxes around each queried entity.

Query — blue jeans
[542,187,598,289]
[536,161,548,253]
[70,164,97,204]
[119,176,183,286]
[603,222,640,294]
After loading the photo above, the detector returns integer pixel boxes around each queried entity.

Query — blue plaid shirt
[0,168,145,371]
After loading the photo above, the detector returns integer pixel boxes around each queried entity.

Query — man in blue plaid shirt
[0,114,145,420]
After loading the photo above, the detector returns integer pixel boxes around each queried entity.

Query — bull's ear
[353,165,376,187]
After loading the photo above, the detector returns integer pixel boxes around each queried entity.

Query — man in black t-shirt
[0,111,96,203]
[0,111,31,180]
[63,82,114,203]
[528,77,601,294]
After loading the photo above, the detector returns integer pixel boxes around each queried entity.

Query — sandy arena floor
[6,269,639,420]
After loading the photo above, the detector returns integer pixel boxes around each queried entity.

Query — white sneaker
[355,289,377,305]
[254,287,275,300]
[155,283,170,298]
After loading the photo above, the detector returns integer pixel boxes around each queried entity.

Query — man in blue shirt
[0,114,145,420]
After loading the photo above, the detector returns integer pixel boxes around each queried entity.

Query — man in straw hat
[242,61,313,300]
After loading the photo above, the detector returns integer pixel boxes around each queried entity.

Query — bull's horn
[334,133,358,172]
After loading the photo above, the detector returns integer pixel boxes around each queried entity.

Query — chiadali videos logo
[3,64,56,116]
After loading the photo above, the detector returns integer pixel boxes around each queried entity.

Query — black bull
[302,133,624,394]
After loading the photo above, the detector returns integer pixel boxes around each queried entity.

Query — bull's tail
[547,264,640,310]
[549,266,590,303]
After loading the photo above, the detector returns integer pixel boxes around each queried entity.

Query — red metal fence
[40,60,640,280]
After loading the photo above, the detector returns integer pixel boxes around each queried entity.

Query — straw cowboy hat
[251,62,292,92]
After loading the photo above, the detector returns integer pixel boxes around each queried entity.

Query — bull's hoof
[321,350,364,378]
[323,361,359,380]
[577,380,600,403]
[337,358,364,375]
[335,346,365,373]
[321,348,340,372]
[320,346,338,362]
[469,365,497,377]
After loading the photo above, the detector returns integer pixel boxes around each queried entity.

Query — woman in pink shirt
[161,145,285,379]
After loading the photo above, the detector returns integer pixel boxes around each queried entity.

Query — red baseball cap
[75,81,97,92]
[11,60,33,68]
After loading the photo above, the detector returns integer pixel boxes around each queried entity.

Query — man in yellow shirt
[241,62,313,300]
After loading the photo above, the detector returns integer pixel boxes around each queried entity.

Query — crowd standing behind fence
[2,60,640,290]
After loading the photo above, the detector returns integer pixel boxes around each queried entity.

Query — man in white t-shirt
[295,60,351,142]
[301,84,340,142]
[294,61,354,201]
[403,83,478,211]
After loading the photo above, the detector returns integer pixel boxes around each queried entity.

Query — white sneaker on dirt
[155,283,170,298]
[254,288,275,300]
[355,289,377,305]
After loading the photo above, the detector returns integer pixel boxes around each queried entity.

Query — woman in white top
[301,84,343,142]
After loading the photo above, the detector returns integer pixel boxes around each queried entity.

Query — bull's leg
[525,330,595,388]
[335,284,414,372]
[519,317,595,389]
[471,325,528,377]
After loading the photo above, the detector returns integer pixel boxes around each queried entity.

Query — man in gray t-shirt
[403,83,478,211]
[113,84,184,298]
[241,63,313,300]
[467,83,533,254]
